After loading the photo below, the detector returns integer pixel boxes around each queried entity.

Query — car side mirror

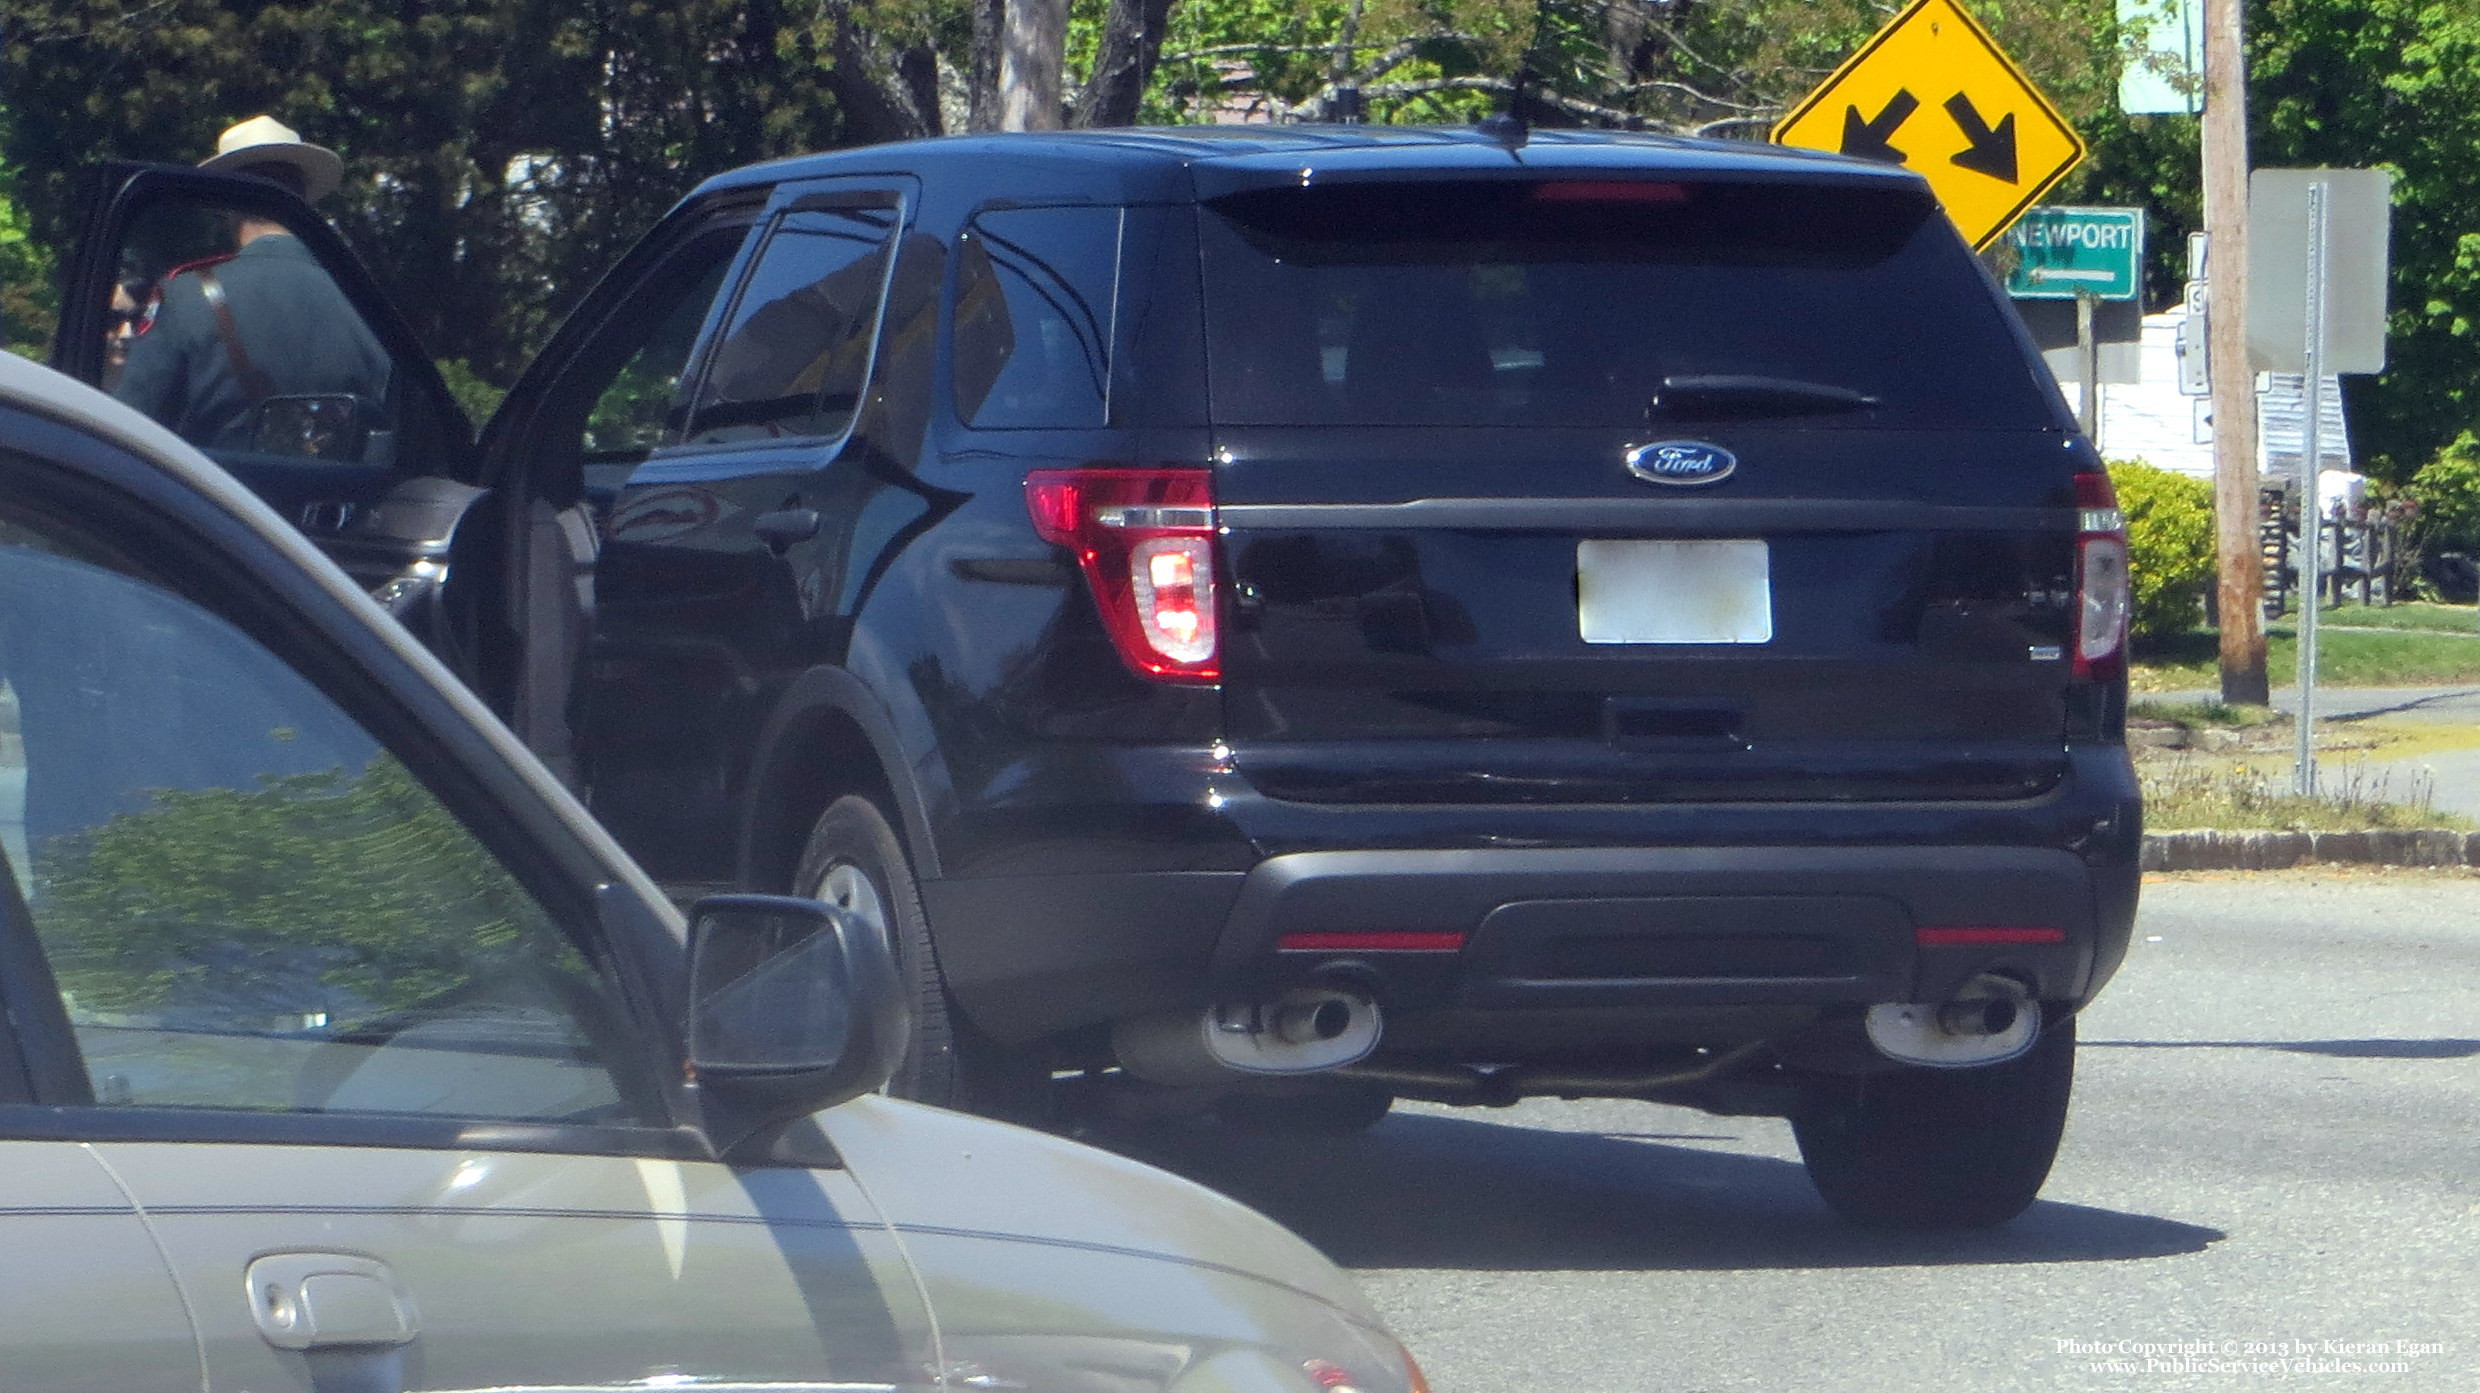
[685,893,907,1156]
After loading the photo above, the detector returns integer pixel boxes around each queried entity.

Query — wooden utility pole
[999,0,1065,130]
[2205,0,2267,703]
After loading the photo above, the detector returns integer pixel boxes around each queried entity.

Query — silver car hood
[821,1095,1379,1326]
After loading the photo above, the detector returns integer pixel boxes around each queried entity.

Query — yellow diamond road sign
[1771,0,2088,251]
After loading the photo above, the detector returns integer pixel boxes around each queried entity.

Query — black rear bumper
[927,838,2139,1047]
[1214,843,2129,1008]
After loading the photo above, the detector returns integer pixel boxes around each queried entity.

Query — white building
[2078,306,2349,488]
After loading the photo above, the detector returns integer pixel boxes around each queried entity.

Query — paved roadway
[1106,873,2479,1392]
[2151,683,2480,723]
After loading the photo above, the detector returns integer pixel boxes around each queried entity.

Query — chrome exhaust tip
[1864,976,2039,1068]
[1113,986,1382,1087]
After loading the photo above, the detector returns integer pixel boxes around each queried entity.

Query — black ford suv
[57,124,2139,1228]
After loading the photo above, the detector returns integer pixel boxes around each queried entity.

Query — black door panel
[578,179,914,877]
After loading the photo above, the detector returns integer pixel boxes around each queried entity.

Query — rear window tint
[952,206,1122,429]
[1198,179,2055,430]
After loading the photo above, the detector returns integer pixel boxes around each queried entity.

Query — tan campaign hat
[199,115,343,201]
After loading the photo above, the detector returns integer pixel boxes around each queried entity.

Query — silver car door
[0,435,933,1392]
[94,1142,930,1393]
[0,1141,202,1391]
[0,515,202,1393]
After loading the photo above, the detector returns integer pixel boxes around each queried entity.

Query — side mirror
[685,893,907,1156]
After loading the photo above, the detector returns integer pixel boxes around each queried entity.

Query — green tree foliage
[2061,107,2201,308]
[2243,1,2480,483]
[2,0,847,388]
[0,187,54,358]
[33,753,553,1019]
[2111,458,2217,640]
[5,0,2469,486]
[2072,3,2480,484]
[1142,0,2118,132]
[2404,429,2480,554]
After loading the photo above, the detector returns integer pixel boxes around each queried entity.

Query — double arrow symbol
[1839,89,2018,183]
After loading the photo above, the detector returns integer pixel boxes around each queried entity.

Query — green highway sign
[2004,205,2145,300]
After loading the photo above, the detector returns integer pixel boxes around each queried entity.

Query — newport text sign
[2005,205,2145,300]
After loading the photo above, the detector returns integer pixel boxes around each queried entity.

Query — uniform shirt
[114,233,392,451]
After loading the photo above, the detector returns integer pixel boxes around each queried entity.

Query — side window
[0,497,653,1126]
[686,197,903,446]
[578,238,742,465]
[952,206,1123,429]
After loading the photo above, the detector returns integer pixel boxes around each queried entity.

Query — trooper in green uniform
[114,116,392,454]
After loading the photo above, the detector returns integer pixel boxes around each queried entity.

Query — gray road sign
[2247,168,2392,374]
[2014,297,2142,383]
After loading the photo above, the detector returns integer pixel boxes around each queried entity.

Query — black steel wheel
[793,795,1044,1118]
[1792,1016,2076,1230]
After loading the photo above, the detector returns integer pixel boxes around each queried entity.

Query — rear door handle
[245,1252,418,1350]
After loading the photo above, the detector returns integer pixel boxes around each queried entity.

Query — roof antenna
[1476,67,1530,147]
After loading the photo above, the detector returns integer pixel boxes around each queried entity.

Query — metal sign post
[2294,179,2327,794]
[2247,166,2391,796]
[2076,292,2101,440]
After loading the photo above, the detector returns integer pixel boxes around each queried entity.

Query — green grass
[2319,601,2480,633]
[2131,621,2480,692]
[2140,756,2471,831]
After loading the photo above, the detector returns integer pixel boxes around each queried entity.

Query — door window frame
[0,406,705,1160]
[481,195,770,501]
[662,176,918,467]
[53,163,476,476]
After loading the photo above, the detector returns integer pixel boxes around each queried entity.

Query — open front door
[52,162,485,647]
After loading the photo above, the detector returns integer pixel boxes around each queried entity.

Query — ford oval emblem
[1625,440,1738,487]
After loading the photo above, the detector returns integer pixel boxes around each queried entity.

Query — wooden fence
[2259,488,2403,615]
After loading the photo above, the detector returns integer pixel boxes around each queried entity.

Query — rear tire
[1792,1015,2075,1230]
[1216,1080,1395,1135]
[793,796,1045,1119]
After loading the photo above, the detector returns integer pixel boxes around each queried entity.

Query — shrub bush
[2407,430,2480,552]
[2109,459,2216,642]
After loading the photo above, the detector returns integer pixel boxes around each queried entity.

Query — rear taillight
[2073,470,2129,682]
[1026,468,1220,683]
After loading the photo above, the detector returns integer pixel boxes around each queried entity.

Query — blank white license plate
[1577,539,1773,645]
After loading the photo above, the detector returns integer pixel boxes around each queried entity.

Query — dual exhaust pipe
[1111,972,2039,1089]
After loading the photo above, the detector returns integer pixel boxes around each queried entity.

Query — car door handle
[245,1252,419,1350]
[754,507,822,549]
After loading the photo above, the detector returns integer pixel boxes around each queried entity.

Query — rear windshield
[1199,179,2056,430]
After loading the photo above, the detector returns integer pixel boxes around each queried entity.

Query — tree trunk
[1071,0,1174,127]
[1604,0,1652,83]
[1000,0,1067,130]
[815,1,943,144]
[969,0,1006,132]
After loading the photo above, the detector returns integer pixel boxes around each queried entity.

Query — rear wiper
[1648,374,1880,420]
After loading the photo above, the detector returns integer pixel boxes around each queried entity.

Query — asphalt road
[2151,683,2480,723]
[1106,873,2480,1392]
